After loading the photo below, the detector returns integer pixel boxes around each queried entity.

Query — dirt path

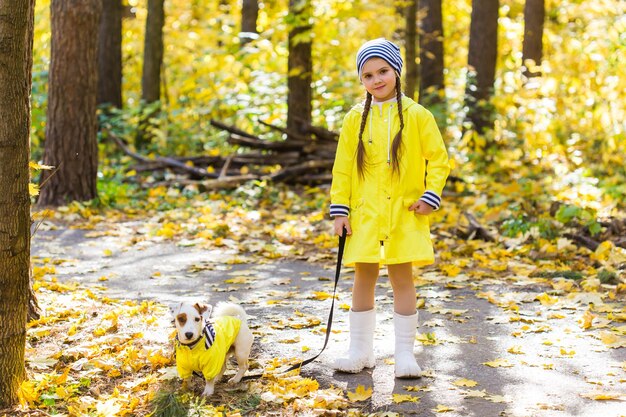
[32,225,626,416]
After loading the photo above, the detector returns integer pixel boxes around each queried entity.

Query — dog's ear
[194,303,212,321]
[168,302,182,318]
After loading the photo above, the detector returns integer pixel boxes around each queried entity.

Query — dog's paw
[228,375,243,384]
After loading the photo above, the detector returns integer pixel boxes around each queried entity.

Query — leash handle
[242,228,347,380]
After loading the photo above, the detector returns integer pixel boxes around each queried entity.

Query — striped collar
[176,323,216,350]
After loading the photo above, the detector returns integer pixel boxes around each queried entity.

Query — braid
[356,92,372,179]
[391,76,404,175]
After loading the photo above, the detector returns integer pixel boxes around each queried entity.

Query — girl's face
[360,57,397,102]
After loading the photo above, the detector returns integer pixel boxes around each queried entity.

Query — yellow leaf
[29,183,39,196]
[580,391,626,401]
[453,378,478,387]
[392,393,419,403]
[433,404,455,413]
[126,169,137,177]
[483,358,513,368]
[29,161,53,170]
[310,291,334,301]
[240,166,249,175]
[347,385,372,402]
[103,249,113,257]
[507,346,524,355]
[535,293,558,306]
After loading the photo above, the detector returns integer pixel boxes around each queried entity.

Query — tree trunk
[404,0,418,99]
[418,0,445,107]
[0,0,34,407]
[240,0,259,45]
[464,0,499,135]
[286,0,312,137]
[97,0,123,108]
[38,0,102,206]
[522,0,544,78]
[137,0,165,148]
[141,0,164,104]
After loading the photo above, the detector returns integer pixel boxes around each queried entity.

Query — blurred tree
[141,0,164,105]
[38,0,102,206]
[522,0,545,78]
[97,0,123,108]
[240,0,259,46]
[138,0,165,148]
[418,0,445,108]
[464,0,499,135]
[0,0,34,407]
[287,0,312,137]
[404,0,418,99]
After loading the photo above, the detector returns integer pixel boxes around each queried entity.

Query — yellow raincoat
[330,96,449,266]
[175,316,241,380]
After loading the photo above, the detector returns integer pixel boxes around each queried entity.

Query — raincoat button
[387,196,390,199]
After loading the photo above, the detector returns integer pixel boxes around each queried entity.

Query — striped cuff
[329,204,349,217]
[419,191,442,210]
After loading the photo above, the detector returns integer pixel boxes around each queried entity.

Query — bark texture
[418,0,445,106]
[522,0,544,78]
[286,0,312,136]
[404,0,418,99]
[240,0,259,45]
[0,0,34,407]
[465,0,499,134]
[141,0,165,104]
[97,0,123,108]
[38,0,102,206]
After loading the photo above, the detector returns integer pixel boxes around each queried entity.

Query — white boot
[394,312,422,378]
[333,309,376,373]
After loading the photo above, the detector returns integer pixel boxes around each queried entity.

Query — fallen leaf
[453,378,478,387]
[347,385,372,402]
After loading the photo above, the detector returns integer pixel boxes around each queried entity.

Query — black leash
[241,228,347,381]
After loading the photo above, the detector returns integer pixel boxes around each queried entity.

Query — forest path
[31,224,626,417]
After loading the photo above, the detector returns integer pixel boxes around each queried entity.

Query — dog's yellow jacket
[175,316,241,380]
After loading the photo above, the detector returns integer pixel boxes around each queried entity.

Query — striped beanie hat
[356,38,403,78]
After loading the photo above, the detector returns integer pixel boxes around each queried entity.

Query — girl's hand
[334,216,352,236]
[408,200,434,216]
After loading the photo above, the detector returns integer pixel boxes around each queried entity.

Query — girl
[329,38,450,378]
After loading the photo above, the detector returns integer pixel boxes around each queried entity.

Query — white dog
[170,301,253,396]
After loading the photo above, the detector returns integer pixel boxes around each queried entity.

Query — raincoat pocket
[402,197,429,232]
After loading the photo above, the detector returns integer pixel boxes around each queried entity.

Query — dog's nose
[185,332,194,340]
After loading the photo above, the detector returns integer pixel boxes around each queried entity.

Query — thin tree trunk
[0,0,34,407]
[522,0,544,78]
[286,0,312,137]
[464,0,499,135]
[240,0,259,45]
[141,0,165,104]
[137,0,165,148]
[97,0,123,108]
[404,0,418,99]
[38,0,102,206]
[418,0,445,107]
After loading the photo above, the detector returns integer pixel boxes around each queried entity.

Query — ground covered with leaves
[3,176,626,416]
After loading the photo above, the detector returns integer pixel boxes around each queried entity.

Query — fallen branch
[110,134,218,179]
[458,211,496,242]
[258,119,310,142]
[145,175,259,191]
[228,133,306,151]
[210,120,260,139]
[267,160,334,182]
[564,233,600,251]
[294,116,339,141]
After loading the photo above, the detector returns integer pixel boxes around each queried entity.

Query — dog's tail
[212,302,247,321]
